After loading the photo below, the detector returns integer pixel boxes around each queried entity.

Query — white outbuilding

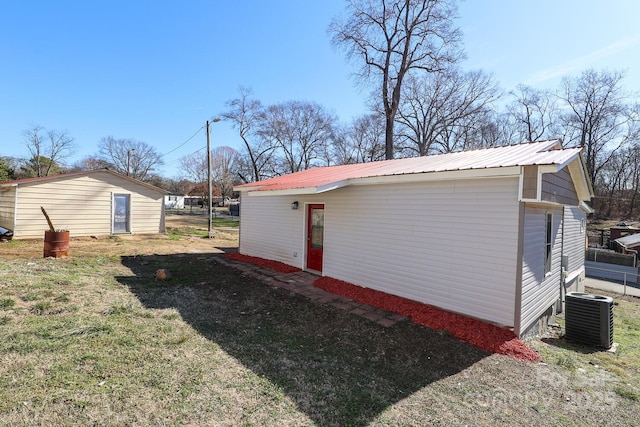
[234,140,594,337]
[0,169,168,239]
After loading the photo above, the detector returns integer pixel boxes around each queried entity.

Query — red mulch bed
[224,253,301,273]
[313,276,540,362]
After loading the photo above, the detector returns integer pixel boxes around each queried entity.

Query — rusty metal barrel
[43,230,70,258]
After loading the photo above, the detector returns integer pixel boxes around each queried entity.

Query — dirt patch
[0,214,239,259]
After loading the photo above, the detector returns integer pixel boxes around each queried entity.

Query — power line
[162,126,204,157]
[163,146,206,167]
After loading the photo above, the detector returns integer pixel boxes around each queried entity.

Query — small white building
[164,194,186,209]
[0,169,168,239]
[234,140,594,337]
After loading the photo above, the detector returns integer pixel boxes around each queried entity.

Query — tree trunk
[385,115,395,160]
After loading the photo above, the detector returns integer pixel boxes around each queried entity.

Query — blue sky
[1,0,638,178]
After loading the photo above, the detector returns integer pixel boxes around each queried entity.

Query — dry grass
[0,213,638,426]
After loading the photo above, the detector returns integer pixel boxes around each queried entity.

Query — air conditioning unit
[565,292,614,349]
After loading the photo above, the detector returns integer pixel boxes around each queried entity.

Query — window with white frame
[545,212,552,274]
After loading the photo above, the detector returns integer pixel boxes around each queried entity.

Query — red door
[306,204,324,272]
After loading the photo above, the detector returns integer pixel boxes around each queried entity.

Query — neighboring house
[0,169,168,239]
[609,224,640,245]
[615,233,640,256]
[164,194,186,209]
[185,196,204,207]
[234,140,594,338]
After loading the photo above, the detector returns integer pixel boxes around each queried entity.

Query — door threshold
[304,269,322,276]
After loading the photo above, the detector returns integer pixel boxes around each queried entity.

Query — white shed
[164,194,186,209]
[234,140,594,337]
[0,169,168,239]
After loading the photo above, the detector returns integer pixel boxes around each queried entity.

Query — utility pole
[127,148,135,177]
[206,118,221,239]
[207,120,213,238]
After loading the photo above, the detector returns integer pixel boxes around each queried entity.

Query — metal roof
[236,140,587,195]
[0,168,169,194]
[615,233,640,248]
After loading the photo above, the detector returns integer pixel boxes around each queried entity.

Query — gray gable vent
[565,292,614,349]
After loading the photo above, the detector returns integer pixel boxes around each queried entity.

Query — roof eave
[580,201,595,214]
[0,169,169,194]
[566,154,595,201]
[244,187,321,196]
[242,166,523,195]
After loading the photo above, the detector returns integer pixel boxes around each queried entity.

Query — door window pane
[114,195,130,233]
[311,209,324,249]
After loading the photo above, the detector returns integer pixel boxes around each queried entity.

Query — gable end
[541,167,579,206]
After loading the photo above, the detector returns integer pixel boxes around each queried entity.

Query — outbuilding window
[544,212,552,274]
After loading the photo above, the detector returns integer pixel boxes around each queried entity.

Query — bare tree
[179,147,239,204]
[598,140,640,219]
[332,114,386,164]
[259,101,336,174]
[180,150,208,184]
[395,68,500,156]
[597,148,632,218]
[211,146,240,199]
[559,69,639,185]
[330,0,463,159]
[506,84,559,143]
[180,151,209,207]
[163,178,194,196]
[221,87,276,182]
[98,137,164,180]
[472,112,519,149]
[70,156,110,172]
[22,125,74,177]
[626,143,640,218]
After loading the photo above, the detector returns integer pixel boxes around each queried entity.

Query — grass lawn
[0,214,638,426]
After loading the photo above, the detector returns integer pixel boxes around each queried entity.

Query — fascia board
[567,158,594,201]
[233,185,262,192]
[524,200,565,209]
[580,201,595,214]
[246,187,320,197]
[538,165,559,174]
[317,179,350,193]
[350,166,521,186]
[242,166,522,196]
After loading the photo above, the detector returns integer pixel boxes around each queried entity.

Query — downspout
[558,208,566,314]
[626,248,638,268]
[618,241,638,267]
[237,192,243,255]
[513,201,525,337]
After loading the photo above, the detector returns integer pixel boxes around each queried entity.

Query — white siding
[12,172,165,239]
[164,195,185,209]
[240,176,521,328]
[0,186,17,231]
[520,205,563,333]
[563,206,586,275]
[239,194,307,269]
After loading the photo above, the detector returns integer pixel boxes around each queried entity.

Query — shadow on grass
[540,336,607,355]
[118,253,487,426]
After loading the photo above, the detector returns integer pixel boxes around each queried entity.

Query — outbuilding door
[306,204,324,272]
[113,194,131,233]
